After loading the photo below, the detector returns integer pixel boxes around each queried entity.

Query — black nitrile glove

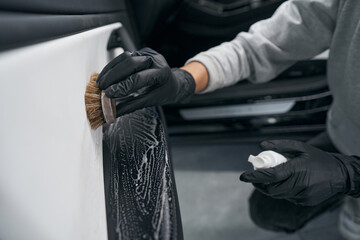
[240,140,360,206]
[96,48,195,117]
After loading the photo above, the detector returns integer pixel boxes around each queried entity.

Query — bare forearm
[180,61,209,93]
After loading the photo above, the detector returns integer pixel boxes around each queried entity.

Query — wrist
[345,156,360,197]
[171,68,195,103]
[333,154,360,197]
[180,61,209,93]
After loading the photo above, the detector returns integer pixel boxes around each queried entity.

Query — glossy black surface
[0,0,125,14]
[103,107,183,240]
[0,12,131,52]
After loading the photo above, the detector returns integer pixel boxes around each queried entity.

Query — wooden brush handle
[101,91,116,124]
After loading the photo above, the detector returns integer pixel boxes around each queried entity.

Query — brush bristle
[85,73,106,129]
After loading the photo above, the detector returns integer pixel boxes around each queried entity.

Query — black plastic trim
[178,74,328,107]
[107,27,137,52]
[169,127,325,145]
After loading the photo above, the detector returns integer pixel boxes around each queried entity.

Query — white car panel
[0,23,123,240]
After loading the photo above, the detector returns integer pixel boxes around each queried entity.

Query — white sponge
[248,151,287,170]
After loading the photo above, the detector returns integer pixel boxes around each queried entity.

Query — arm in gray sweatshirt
[186,0,339,93]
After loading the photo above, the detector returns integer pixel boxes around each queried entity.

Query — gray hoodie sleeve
[186,0,339,93]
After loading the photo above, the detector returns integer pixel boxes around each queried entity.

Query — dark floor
[171,142,345,240]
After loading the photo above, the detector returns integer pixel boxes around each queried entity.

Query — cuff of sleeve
[185,54,224,94]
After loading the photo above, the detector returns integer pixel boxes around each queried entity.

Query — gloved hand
[96,48,195,117]
[240,140,360,206]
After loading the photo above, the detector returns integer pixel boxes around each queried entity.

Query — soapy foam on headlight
[248,151,287,170]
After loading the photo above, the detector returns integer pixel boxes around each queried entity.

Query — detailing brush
[84,73,116,129]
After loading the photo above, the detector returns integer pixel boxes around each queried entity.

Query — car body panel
[0,23,122,240]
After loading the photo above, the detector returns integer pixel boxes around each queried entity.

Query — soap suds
[103,107,181,240]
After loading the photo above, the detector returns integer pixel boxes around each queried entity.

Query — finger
[252,183,287,198]
[252,183,271,195]
[253,180,293,198]
[286,196,315,206]
[99,48,158,77]
[105,69,163,98]
[239,163,291,183]
[252,183,272,195]
[97,52,153,89]
[115,95,151,117]
[134,47,160,56]
[260,139,307,154]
